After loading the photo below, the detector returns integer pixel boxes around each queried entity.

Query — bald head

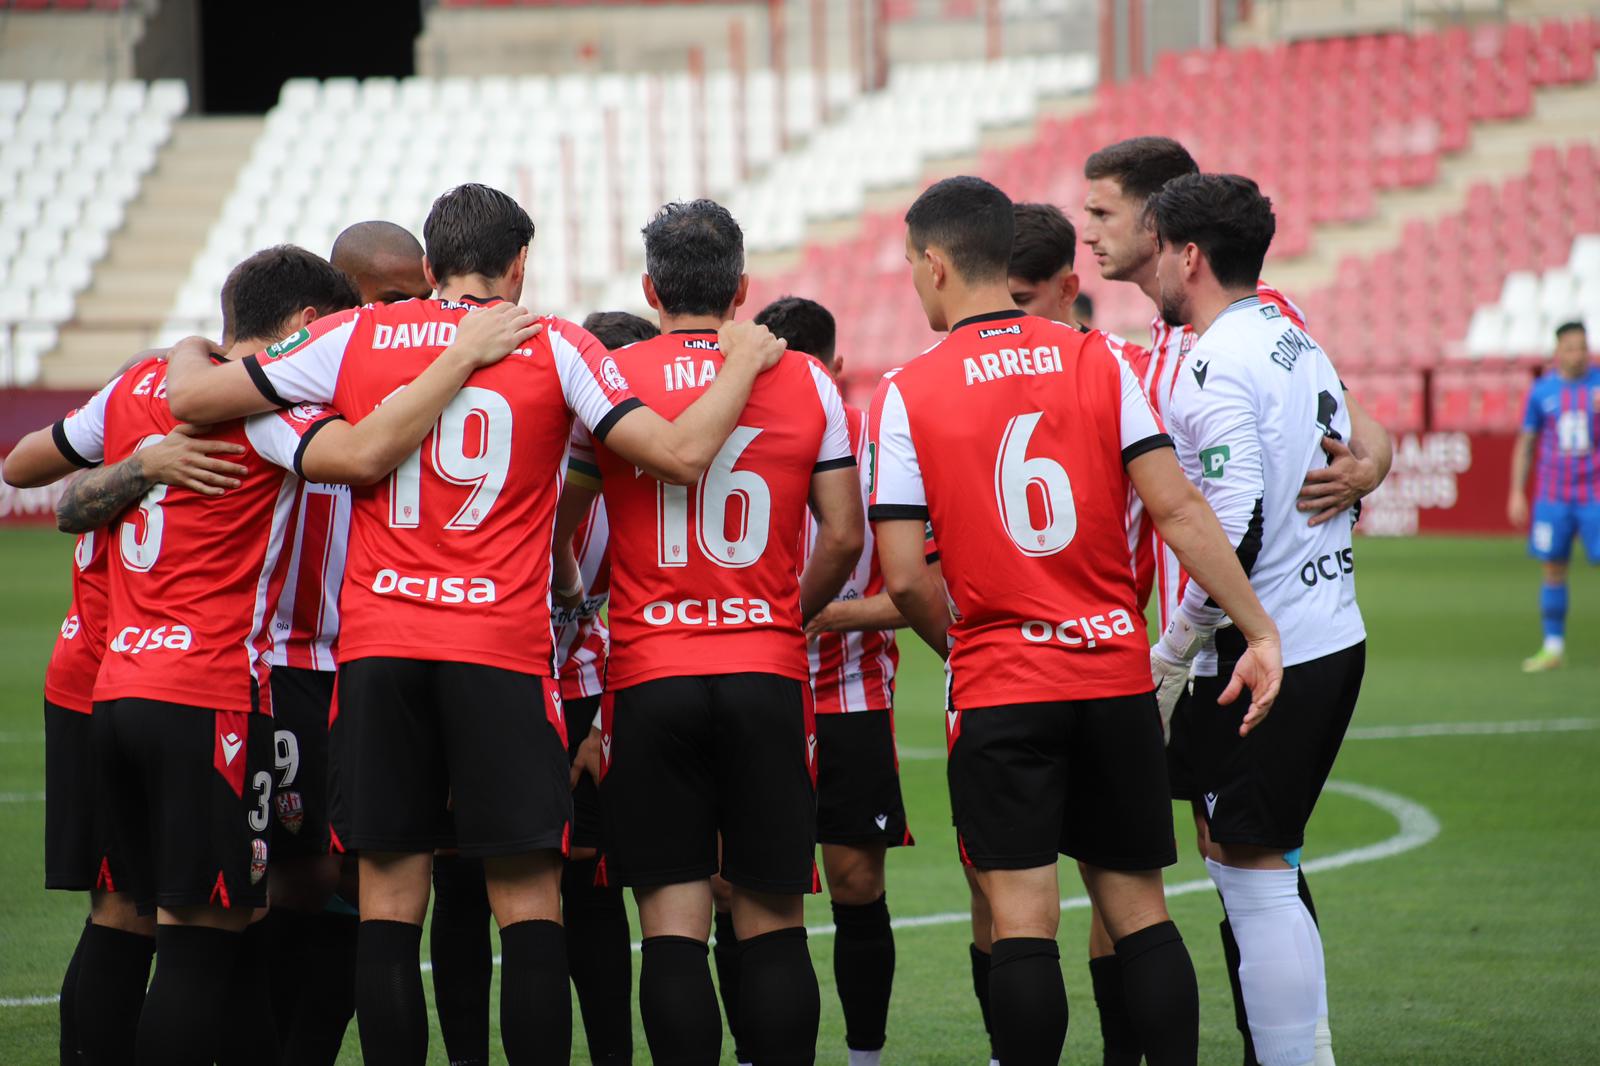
[330,221,431,304]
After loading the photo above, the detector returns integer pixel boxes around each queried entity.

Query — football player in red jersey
[869,176,1283,1066]
[7,418,249,1064]
[163,185,787,1066]
[426,310,658,1066]
[556,200,862,1066]
[1081,136,1392,1065]
[249,222,438,1066]
[940,198,1152,1066]
[6,243,515,1064]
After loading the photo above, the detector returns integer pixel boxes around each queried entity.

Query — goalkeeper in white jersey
[1149,173,1366,1066]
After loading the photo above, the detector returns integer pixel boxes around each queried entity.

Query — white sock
[989,1060,1001,1066]
[848,1051,882,1066]
[1544,635,1565,654]
[1315,1013,1335,1065]
[1207,859,1323,1066]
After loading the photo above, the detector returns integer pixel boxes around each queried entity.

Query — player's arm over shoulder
[166,309,360,423]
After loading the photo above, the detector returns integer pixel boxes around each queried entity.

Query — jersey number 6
[995,412,1076,557]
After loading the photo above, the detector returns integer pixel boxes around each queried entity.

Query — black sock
[1114,921,1198,1066]
[281,910,358,1066]
[1089,954,1141,1066]
[257,908,306,1042]
[639,935,722,1066]
[968,943,996,1060]
[831,895,895,1053]
[562,859,632,1064]
[355,919,427,1066]
[499,919,571,1066]
[216,920,279,1066]
[711,910,746,1061]
[1297,867,1319,926]
[60,918,87,1065]
[136,924,240,1066]
[429,854,492,1066]
[1220,918,1255,1066]
[987,937,1066,1066]
[738,926,820,1066]
[74,921,154,1064]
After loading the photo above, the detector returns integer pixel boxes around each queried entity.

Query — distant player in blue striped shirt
[1508,321,1600,671]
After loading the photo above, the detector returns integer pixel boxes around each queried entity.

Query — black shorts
[1166,687,1197,802]
[566,694,604,852]
[600,673,817,893]
[947,694,1177,872]
[1183,642,1366,851]
[92,697,274,913]
[44,701,99,891]
[815,711,912,848]
[329,657,571,858]
[267,666,334,859]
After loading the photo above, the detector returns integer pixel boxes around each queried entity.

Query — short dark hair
[1009,202,1076,282]
[1147,173,1276,289]
[754,296,835,360]
[221,245,360,344]
[1556,320,1588,340]
[905,176,1014,284]
[331,220,424,277]
[642,200,745,316]
[423,183,535,284]
[1072,292,1094,322]
[1084,136,1199,204]
[582,310,660,350]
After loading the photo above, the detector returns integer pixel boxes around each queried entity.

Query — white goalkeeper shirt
[1166,295,1366,674]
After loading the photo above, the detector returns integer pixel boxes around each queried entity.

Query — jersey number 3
[995,412,1076,557]
[388,387,513,530]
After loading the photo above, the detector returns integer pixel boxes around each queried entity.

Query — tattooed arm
[55,424,248,534]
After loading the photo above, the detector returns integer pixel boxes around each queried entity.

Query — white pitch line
[895,716,1596,761]
[0,792,44,804]
[417,779,1440,976]
[0,779,1442,1005]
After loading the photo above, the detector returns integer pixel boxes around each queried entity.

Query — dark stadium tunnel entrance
[197,0,421,115]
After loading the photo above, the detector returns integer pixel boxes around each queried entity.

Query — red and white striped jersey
[1142,281,1305,629]
[802,404,897,714]
[553,496,610,700]
[261,481,350,672]
[54,358,339,712]
[43,527,109,714]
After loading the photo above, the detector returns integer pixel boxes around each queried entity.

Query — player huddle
[5,135,1391,1066]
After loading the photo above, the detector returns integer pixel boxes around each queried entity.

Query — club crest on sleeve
[599,356,629,392]
[275,790,304,835]
[286,403,326,424]
[249,838,268,885]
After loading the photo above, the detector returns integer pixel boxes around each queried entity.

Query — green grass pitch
[1,529,1596,1063]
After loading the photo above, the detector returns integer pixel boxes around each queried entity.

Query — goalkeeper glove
[1149,612,1215,742]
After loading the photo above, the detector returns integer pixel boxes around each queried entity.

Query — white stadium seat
[168,59,1096,324]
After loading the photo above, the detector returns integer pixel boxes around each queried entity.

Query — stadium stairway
[39,116,260,387]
